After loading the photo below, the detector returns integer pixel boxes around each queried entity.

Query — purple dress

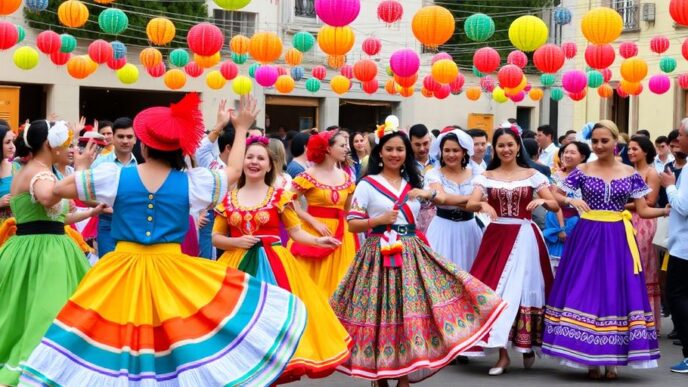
[542,168,659,368]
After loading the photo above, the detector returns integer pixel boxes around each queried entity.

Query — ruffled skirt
[426,216,482,271]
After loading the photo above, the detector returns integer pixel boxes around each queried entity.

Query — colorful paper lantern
[111,41,127,60]
[508,15,548,52]
[562,70,587,93]
[292,31,315,53]
[230,34,250,54]
[683,38,688,61]
[431,59,458,84]
[317,26,354,61]
[362,37,382,56]
[147,62,166,78]
[249,31,283,64]
[620,79,642,95]
[147,18,176,46]
[584,44,615,70]
[540,73,555,87]
[562,41,577,59]
[507,50,528,69]
[434,84,450,100]
[232,75,252,95]
[107,56,126,70]
[464,13,495,42]
[529,88,544,101]
[412,6,455,49]
[384,79,397,95]
[169,48,190,67]
[184,62,203,78]
[423,75,440,92]
[353,59,377,82]
[511,90,526,102]
[398,86,414,97]
[497,64,523,89]
[377,0,403,25]
[670,0,688,26]
[276,66,288,77]
[271,75,293,94]
[255,65,279,87]
[187,23,224,56]
[554,6,572,25]
[533,44,565,74]
[568,89,587,101]
[390,48,420,77]
[213,0,251,11]
[194,52,221,68]
[327,55,346,69]
[164,69,187,90]
[421,87,433,98]
[480,76,496,92]
[601,68,612,82]
[550,87,564,101]
[67,56,91,79]
[620,57,648,82]
[140,48,163,68]
[57,0,89,28]
[16,25,25,44]
[679,73,688,90]
[306,78,321,93]
[450,73,465,93]
[473,47,500,74]
[88,39,113,64]
[291,66,304,81]
[312,65,327,80]
[50,51,71,66]
[617,87,629,98]
[13,46,39,70]
[284,48,303,66]
[650,36,670,54]
[315,0,360,27]
[393,73,418,88]
[59,34,76,53]
[220,61,238,80]
[98,8,128,35]
[619,41,638,59]
[581,7,623,44]
[649,74,671,95]
[598,83,614,98]
[206,70,227,90]
[0,0,22,15]
[0,22,17,50]
[660,56,677,74]
[492,87,508,103]
[432,52,452,64]
[36,30,61,55]
[116,63,139,84]
[465,86,482,101]
[330,75,350,95]
[232,53,248,64]
[587,70,604,88]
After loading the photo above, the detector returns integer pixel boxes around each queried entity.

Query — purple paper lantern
[562,70,587,93]
[255,65,279,87]
[648,74,670,95]
[390,48,420,77]
[315,0,361,27]
[431,51,452,64]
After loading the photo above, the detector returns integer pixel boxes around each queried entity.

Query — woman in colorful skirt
[289,130,358,295]
[425,128,483,270]
[0,120,91,386]
[542,120,669,380]
[627,135,662,335]
[20,95,308,386]
[213,135,351,383]
[543,142,591,274]
[465,128,560,375]
[331,128,506,386]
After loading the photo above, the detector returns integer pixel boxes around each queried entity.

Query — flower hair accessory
[246,135,270,146]
[306,130,337,164]
[47,121,74,149]
[375,115,400,144]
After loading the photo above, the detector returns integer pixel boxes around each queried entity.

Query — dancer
[425,128,482,270]
[331,128,506,386]
[289,130,358,295]
[466,128,559,375]
[213,135,351,383]
[20,95,308,386]
[543,120,668,380]
[0,120,91,386]
[0,126,15,223]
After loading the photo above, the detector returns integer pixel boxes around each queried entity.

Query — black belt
[16,220,65,235]
[436,208,475,222]
[371,224,416,236]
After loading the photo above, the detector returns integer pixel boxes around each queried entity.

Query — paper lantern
[473,47,500,74]
[330,75,350,95]
[598,83,614,98]
[273,75,295,94]
[164,69,187,90]
[434,84,450,100]
[58,0,89,28]
[93,0,116,3]
[147,62,166,78]
[431,52,452,64]
[507,50,528,69]
[353,59,377,82]
[384,79,397,95]
[284,48,303,66]
[649,74,670,94]
[326,55,345,69]
[464,13,495,42]
[60,34,76,53]
[147,18,176,46]
[540,73,555,87]
[529,88,544,101]
[619,41,638,59]
[620,79,642,95]
[584,44,615,70]
[184,62,203,78]
[465,86,481,101]
[533,44,565,74]
[111,41,126,60]
[255,65,279,87]
[249,31,283,64]
[562,70,587,93]
[377,0,403,25]
[232,75,252,95]
[25,0,48,13]
[291,66,304,81]
[389,49,419,77]
[187,23,224,56]
[510,90,526,103]
[568,89,587,101]
[317,26,354,62]
[362,37,382,56]
[550,87,564,101]
[412,6,455,49]
[84,56,98,75]
[492,87,508,103]
[620,57,647,82]
[88,39,113,64]
[554,6,572,25]
[276,66,288,76]
[67,56,91,79]
[0,22,17,50]
[315,0,360,27]
[213,0,251,10]
[220,61,238,80]
[107,56,126,70]
[232,53,248,64]
[450,73,465,93]
[421,87,433,98]
[13,46,39,70]
[650,36,670,54]
[117,63,139,84]
[671,0,688,26]
[169,48,190,67]
[194,52,221,68]
[660,56,677,74]
[601,68,612,82]
[679,73,688,89]
[206,70,227,90]
[292,31,315,53]
[497,64,523,89]
[230,34,250,54]
[581,7,623,44]
[683,38,688,61]
[50,51,71,66]
[312,65,327,80]
[423,75,440,92]
[16,25,25,44]
[0,0,21,15]
[306,78,321,93]
[617,86,629,98]
[561,41,577,59]
[98,8,128,35]
[140,48,163,68]
[587,70,604,88]
[398,86,414,98]
[509,15,548,52]
[361,79,379,94]
[480,76,495,92]
[431,59,458,84]
[394,73,417,88]
[36,30,61,55]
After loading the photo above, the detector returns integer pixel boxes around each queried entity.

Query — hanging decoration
[291,66,304,81]
[169,48,190,68]
[220,61,239,80]
[0,0,22,15]
[377,0,403,25]
[581,7,623,44]
[0,21,18,50]
[317,26,354,64]
[620,57,648,82]
[88,39,113,64]
[533,44,565,74]
[206,70,227,90]
[507,50,528,69]
[362,37,382,56]
[249,31,283,64]
[648,74,671,95]
[213,0,252,11]
[660,56,677,73]
[431,59,458,84]
[117,63,139,84]
[232,75,253,95]
[330,75,351,94]
[164,69,187,90]
[140,47,163,69]
[36,30,61,55]
[508,15,548,52]
[670,0,688,26]
[353,59,377,82]
[584,44,615,70]
[98,8,129,35]
[306,78,321,93]
[619,41,638,59]
[292,31,315,53]
[650,36,670,54]
[553,6,572,25]
[147,18,176,46]
[187,23,224,56]
[58,0,89,29]
[13,46,39,70]
[464,13,495,42]
[275,75,295,94]
[389,48,420,77]
[412,6,455,49]
[315,0,361,27]
[473,47,500,74]
[111,41,127,60]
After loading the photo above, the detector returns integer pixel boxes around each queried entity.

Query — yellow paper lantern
[164,69,187,90]
[232,75,253,95]
[398,86,414,97]
[140,48,163,68]
[330,75,350,95]
[492,87,508,103]
[465,86,482,101]
[146,18,176,46]
[284,48,303,66]
[230,34,250,54]
[581,7,623,45]
[620,57,648,82]
[275,75,295,94]
[194,52,221,68]
[620,79,642,95]
[529,88,544,101]
[508,15,548,52]
[67,56,91,79]
[58,0,89,28]
[117,63,139,84]
[206,70,227,90]
[431,59,458,84]
[13,46,39,70]
[249,31,283,64]
[317,26,354,65]
[421,87,433,98]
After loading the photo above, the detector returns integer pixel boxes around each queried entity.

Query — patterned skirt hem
[277,338,353,383]
[541,347,660,369]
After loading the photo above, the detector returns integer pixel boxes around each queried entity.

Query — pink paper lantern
[184,62,204,78]
[434,84,450,100]
[510,90,526,102]
[562,70,587,93]
[50,51,71,66]
[220,61,238,80]
[37,30,61,55]
[362,37,382,56]
[423,75,440,92]
[524,84,532,92]
[431,51,453,64]
[650,35,670,54]
[340,64,354,79]
[107,56,126,70]
[0,21,18,50]
[390,48,420,77]
[649,74,671,94]
[147,62,166,78]
[561,41,577,59]
[255,65,279,87]
[377,0,403,25]
[315,0,361,27]
[187,22,224,56]
[276,66,288,76]
[473,47,501,74]
[450,73,465,93]
[88,39,113,64]
[480,76,496,92]
[312,65,327,80]
[507,50,528,69]
[619,41,638,59]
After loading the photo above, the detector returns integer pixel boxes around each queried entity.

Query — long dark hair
[15,120,50,158]
[487,128,531,170]
[439,133,470,168]
[0,126,11,159]
[630,135,657,165]
[349,131,367,162]
[365,131,423,189]
[144,145,187,170]
[237,142,277,188]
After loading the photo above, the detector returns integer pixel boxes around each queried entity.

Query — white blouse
[348,174,420,226]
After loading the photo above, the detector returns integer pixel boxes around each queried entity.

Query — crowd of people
[0,96,687,386]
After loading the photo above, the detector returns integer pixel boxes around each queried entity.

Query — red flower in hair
[306,130,336,164]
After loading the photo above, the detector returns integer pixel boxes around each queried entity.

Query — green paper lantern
[464,13,495,42]
[540,73,555,87]
[305,78,321,93]
[551,87,564,101]
[293,31,315,53]
[169,48,190,67]
[660,56,677,74]
[232,52,248,64]
[60,34,77,53]
[13,46,39,70]
[15,25,25,43]
[587,70,603,88]
[472,66,484,78]
[98,8,129,35]
[248,62,259,78]
[213,0,251,11]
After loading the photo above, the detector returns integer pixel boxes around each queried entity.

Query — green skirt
[0,234,89,386]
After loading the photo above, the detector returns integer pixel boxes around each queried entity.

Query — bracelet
[430,190,438,200]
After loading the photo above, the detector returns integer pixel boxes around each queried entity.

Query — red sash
[361,176,415,224]
[289,205,344,259]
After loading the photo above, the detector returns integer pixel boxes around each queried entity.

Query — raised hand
[230,95,259,131]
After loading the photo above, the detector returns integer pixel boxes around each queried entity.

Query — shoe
[488,366,507,376]
[455,355,469,364]
[587,367,602,380]
[669,330,679,340]
[670,358,688,374]
[604,366,618,380]
[523,353,535,369]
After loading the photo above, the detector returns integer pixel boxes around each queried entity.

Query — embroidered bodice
[474,172,549,219]
[216,188,298,237]
[291,171,354,209]
[560,168,650,212]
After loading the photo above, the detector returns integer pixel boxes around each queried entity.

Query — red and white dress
[467,172,554,354]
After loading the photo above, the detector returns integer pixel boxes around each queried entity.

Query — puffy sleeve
[423,168,441,189]
[560,168,584,194]
[276,190,301,229]
[212,210,229,235]
[188,167,228,216]
[290,173,314,194]
[472,174,488,200]
[346,174,356,195]
[347,180,370,220]
[74,163,121,206]
[629,172,652,199]
[530,171,551,193]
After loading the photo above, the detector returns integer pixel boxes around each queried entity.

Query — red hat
[133,93,204,156]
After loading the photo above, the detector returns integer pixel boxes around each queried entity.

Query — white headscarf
[430,129,475,161]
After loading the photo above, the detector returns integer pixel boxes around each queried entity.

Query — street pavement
[294,317,686,386]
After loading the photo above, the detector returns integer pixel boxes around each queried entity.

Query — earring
[517,152,520,157]
[400,166,405,173]
[378,161,383,167]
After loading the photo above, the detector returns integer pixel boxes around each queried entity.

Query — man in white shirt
[409,124,436,174]
[467,128,488,173]
[536,124,559,169]
[654,135,675,174]
[660,120,688,374]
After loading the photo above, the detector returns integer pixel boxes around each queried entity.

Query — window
[611,0,639,31]
[295,0,316,18]
[213,9,257,37]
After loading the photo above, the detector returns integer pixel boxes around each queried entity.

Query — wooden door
[0,86,20,131]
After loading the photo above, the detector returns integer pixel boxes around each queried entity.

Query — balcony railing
[295,0,316,18]
[612,1,640,32]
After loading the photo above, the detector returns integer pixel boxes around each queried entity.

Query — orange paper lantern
[317,25,355,61]
[249,31,283,64]
[330,75,351,95]
[620,79,642,95]
[412,6,455,49]
[327,55,346,69]
[353,59,377,82]
[385,79,397,95]
[398,86,414,97]
[284,48,303,66]
[620,57,648,83]
[0,0,21,16]
[230,34,250,54]
[58,0,89,28]
[598,83,614,98]
[164,69,187,90]
[67,56,91,79]
[465,86,482,101]
[275,75,295,94]
[431,59,459,84]
[528,88,544,101]
[194,52,221,68]
[421,87,433,98]
[394,73,418,88]
[140,47,163,68]
[147,18,176,46]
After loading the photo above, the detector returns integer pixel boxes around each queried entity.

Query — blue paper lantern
[111,41,127,60]
[25,0,49,13]
[291,66,304,81]
[554,7,572,25]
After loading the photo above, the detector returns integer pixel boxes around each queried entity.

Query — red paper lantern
[434,84,450,99]
[394,73,417,88]
[362,79,379,94]
[50,51,71,66]
[377,0,403,25]
[683,38,688,61]
[568,88,587,101]
[619,41,638,59]
[561,41,577,59]
[147,62,166,78]
[220,61,238,80]
[584,44,615,70]
[340,64,353,79]
[37,30,62,55]
[184,62,203,78]
[507,50,528,69]
[650,35,670,54]
[473,47,500,74]
[449,73,465,93]
[362,37,382,56]
[480,76,495,92]
[601,68,612,83]
[0,21,18,50]
[276,66,288,76]
[679,73,688,89]
[617,87,629,98]
[107,56,126,70]
[423,75,440,92]
[671,0,688,26]
[353,59,377,82]
[186,22,224,56]
[312,65,327,80]
[533,43,565,74]
[497,64,523,88]
[88,39,113,64]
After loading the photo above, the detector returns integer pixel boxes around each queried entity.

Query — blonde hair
[592,119,620,139]
[268,138,286,173]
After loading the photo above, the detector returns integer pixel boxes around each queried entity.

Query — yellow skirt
[219,243,352,383]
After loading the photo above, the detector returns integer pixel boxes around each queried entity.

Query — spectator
[637,129,651,137]
[654,135,675,174]
[286,131,311,178]
[536,124,559,169]
[467,128,489,173]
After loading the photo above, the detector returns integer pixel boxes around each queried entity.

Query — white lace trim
[29,171,65,220]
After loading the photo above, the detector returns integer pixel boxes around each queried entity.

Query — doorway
[339,100,392,133]
[611,91,630,133]
[516,106,533,133]
[79,87,184,121]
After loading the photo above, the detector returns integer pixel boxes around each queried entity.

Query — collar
[543,143,557,153]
